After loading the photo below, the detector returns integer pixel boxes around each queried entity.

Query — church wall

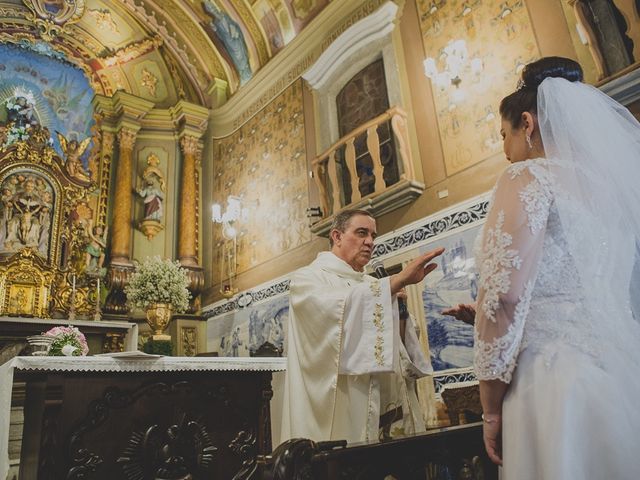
[208,79,311,300]
[203,0,587,305]
[200,0,639,431]
[375,0,588,232]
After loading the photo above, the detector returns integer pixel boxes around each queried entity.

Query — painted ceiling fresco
[0,0,331,105]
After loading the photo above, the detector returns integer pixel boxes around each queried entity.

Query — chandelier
[212,196,250,298]
[423,39,483,102]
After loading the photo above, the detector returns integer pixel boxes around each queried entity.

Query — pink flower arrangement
[44,325,89,356]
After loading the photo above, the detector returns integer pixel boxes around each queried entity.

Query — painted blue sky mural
[0,43,95,164]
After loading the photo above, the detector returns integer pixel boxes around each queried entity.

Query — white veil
[537,77,640,366]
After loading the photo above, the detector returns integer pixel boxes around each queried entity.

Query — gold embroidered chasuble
[281,252,432,444]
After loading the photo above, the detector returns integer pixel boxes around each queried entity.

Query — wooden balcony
[310,106,424,236]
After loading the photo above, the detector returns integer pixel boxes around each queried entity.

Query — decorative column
[170,100,209,317]
[103,127,138,315]
[110,128,137,264]
[177,135,205,314]
[178,134,201,267]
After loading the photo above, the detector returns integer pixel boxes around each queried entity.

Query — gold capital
[117,128,137,151]
[180,135,202,157]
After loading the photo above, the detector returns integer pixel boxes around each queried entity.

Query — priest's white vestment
[280,252,432,444]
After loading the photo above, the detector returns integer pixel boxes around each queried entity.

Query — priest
[281,209,444,443]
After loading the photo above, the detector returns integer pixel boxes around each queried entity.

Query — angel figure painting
[56,131,91,183]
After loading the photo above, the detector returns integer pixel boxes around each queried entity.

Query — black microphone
[370,261,409,320]
[371,260,388,280]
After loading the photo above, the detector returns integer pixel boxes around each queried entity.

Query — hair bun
[520,56,584,90]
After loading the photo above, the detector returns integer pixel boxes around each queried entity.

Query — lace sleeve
[473,161,553,383]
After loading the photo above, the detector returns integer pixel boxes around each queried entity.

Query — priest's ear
[329,228,342,248]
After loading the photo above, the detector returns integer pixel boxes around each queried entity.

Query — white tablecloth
[0,355,286,480]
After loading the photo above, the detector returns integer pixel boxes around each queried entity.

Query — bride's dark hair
[500,56,584,128]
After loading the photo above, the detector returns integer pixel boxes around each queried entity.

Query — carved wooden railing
[310,106,422,234]
[257,423,497,480]
[568,0,640,80]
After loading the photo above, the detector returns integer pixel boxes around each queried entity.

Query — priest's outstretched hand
[389,247,444,295]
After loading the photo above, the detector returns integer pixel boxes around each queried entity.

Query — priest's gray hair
[329,209,374,247]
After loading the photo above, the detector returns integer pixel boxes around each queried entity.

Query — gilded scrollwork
[140,67,158,97]
[292,0,317,19]
[0,249,56,317]
[23,0,86,41]
[117,128,137,151]
[181,327,197,357]
[87,8,119,34]
[96,129,114,230]
[138,0,225,83]
[179,135,201,157]
[164,51,188,100]
[102,332,125,353]
[99,37,163,68]
[0,126,102,319]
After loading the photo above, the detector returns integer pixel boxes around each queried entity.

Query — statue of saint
[85,220,107,275]
[137,175,164,221]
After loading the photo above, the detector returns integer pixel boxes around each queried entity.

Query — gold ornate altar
[0,125,102,319]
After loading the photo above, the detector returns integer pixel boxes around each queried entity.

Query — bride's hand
[442,303,476,325]
[482,413,503,465]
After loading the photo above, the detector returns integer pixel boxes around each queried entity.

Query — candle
[72,274,76,292]
[94,277,101,321]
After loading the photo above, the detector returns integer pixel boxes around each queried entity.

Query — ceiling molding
[146,0,230,81]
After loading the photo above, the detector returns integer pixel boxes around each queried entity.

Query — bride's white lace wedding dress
[474,158,640,479]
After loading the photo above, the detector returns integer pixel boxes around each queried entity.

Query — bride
[473,57,640,478]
